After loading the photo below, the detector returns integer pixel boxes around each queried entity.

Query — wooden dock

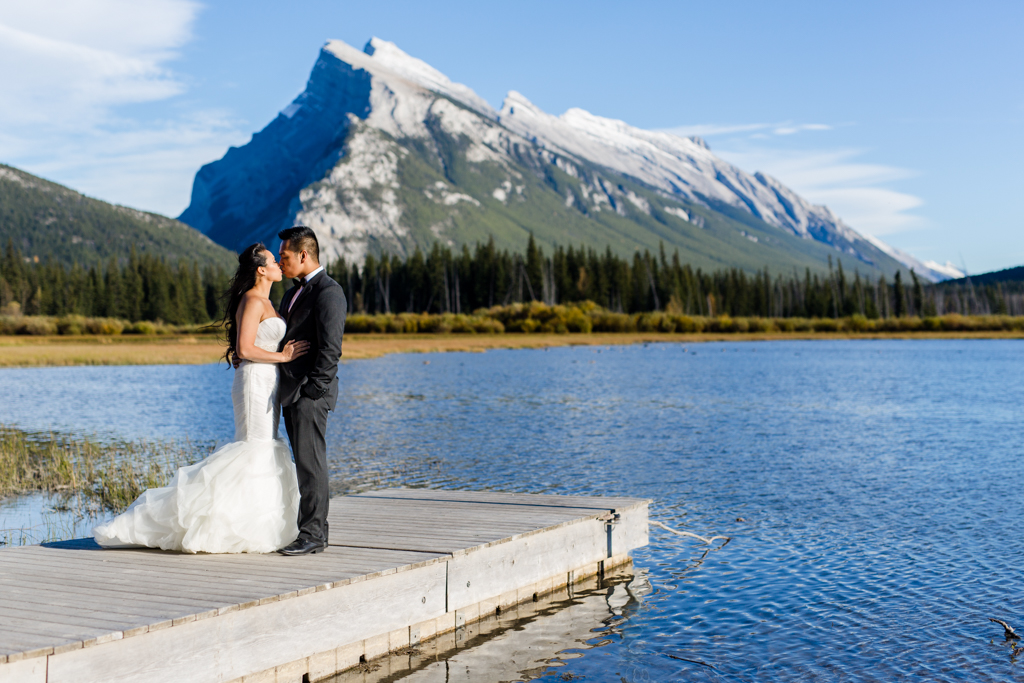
[0,489,649,683]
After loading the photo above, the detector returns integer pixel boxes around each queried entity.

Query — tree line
[3,236,1022,323]
[328,236,1024,318]
[0,240,229,324]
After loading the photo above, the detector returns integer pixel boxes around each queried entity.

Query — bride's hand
[280,340,310,362]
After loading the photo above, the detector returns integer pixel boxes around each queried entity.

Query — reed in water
[0,426,207,512]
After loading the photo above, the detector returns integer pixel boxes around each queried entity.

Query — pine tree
[124,248,144,321]
[910,269,924,317]
[363,254,378,313]
[524,233,543,301]
[101,258,119,318]
[405,248,427,312]
[189,262,205,322]
[893,271,905,317]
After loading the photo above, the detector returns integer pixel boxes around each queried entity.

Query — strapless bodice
[233,316,284,442]
[255,317,286,352]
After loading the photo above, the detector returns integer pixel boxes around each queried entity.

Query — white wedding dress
[94,317,300,554]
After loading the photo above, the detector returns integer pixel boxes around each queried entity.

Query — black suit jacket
[278,270,347,410]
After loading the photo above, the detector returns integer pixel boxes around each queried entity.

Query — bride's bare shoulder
[242,290,277,321]
[238,290,260,311]
[238,291,272,318]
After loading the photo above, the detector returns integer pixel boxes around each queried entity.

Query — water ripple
[1,339,1022,680]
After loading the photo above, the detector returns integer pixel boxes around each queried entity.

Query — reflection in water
[0,364,234,443]
[0,493,103,546]
[325,565,650,683]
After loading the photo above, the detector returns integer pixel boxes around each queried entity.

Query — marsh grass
[4,309,1024,340]
[0,314,221,337]
[0,426,209,512]
[347,305,1024,336]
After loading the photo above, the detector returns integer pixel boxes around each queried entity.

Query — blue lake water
[1,339,1022,681]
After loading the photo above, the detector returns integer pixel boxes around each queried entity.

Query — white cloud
[661,119,925,237]
[715,146,925,236]
[0,1,246,216]
[721,148,916,188]
[0,1,196,126]
[810,187,924,234]
[1,111,246,216]
[661,121,831,139]
[0,1,197,53]
[662,122,772,137]
[772,123,831,135]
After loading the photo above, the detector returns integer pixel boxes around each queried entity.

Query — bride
[94,244,309,553]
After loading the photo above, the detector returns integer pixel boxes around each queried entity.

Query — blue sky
[1,0,1021,273]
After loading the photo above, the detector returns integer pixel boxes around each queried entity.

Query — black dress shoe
[277,538,326,556]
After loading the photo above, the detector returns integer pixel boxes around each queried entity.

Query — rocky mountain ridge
[179,38,952,281]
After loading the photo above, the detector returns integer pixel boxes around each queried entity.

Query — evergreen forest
[2,237,1022,325]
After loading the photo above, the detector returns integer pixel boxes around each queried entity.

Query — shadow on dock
[325,564,650,683]
[39,539,102,551]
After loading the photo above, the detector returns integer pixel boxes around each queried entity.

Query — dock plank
[5,545,445,588]
[0,563,300,604]
[0,605,142,632]
[0,605,167,641]
[0,579,231,611]
[354,488,649,510]
[0,628,63,653]
[0,616,108,648]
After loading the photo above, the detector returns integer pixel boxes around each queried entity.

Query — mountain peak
[500,90,543,117]
[689,136,710,150]
[360,36,451,90]
[324,38,494,118]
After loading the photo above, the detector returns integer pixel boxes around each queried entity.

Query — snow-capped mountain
[180,38,947,281]
[859,233,964,281]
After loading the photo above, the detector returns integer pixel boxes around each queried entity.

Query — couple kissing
[94,226,347,556]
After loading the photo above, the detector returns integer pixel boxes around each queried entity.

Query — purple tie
[287,279,306,314]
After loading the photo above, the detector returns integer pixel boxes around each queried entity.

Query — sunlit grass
[0,426,208,512]
[2,309,1024,368]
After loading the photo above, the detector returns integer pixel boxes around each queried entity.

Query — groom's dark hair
[279,225,319,263]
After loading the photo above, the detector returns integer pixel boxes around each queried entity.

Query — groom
[276,226,347,556]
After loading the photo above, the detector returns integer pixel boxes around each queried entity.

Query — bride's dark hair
[221,243,268,366]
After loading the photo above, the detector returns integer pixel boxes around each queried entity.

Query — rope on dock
[650,520,730,546]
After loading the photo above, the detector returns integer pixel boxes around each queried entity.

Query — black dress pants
[283,395,330,544]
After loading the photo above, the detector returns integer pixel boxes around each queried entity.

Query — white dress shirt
[287,265,324,314]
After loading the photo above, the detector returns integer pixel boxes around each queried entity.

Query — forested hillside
[0,164,235,270]
[941,265,1024,287]
[0,240,229,324]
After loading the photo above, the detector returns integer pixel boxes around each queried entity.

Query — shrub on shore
[0,315,218,337]
[3,307,1024,338]
[344,312,505,335]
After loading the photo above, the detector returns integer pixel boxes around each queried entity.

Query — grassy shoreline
[0,426,206,512]
[1,329,1022,367]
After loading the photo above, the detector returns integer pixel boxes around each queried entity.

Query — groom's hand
[300,381,327,400]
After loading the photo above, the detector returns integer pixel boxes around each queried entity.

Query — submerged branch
[650,520,730,546]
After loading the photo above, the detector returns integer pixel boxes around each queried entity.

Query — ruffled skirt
[93,438,300,554]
